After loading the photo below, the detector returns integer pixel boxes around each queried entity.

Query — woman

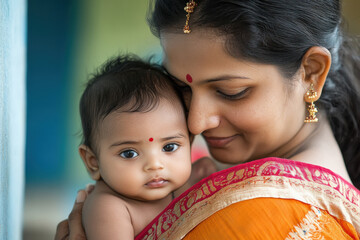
[56,0,360,239]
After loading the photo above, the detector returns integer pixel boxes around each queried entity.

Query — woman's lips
[146,178,168,188]
[203,135,238,148]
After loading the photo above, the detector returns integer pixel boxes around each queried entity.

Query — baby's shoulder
[83,184,133,225]
[82,186,135,239]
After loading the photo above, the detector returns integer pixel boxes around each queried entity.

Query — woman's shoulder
[184,197,359,240]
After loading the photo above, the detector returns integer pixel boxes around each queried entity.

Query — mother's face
[161,30,308,164]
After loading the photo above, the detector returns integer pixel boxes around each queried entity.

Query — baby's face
[96,98,191,201]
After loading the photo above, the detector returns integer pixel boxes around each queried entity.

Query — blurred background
[22,0,359,239]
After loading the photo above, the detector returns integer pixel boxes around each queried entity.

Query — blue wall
[26,0,77,183]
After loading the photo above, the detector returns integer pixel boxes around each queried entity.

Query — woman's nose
[187,95,220,135]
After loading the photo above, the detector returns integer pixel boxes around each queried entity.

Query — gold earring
[304,83,318,123]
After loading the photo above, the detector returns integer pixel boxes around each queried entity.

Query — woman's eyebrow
[177,73,250,84]
[205,75,250,83]
[163,65,249,83]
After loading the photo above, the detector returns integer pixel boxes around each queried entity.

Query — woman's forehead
[162,34,226,66]
[161,41,256,84]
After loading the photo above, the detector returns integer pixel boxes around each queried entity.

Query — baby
[78,54,192,239]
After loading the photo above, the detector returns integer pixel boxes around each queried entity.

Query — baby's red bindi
[149,138,154,142]
[186,74,193,83]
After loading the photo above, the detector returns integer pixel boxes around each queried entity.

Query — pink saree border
[135,157,360,240]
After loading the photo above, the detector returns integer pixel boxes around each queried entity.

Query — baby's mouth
[146,178,168,188]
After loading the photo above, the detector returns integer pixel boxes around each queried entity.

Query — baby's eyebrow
[161,133,188,141]
[108,133,188,148]
[109,141,138,148]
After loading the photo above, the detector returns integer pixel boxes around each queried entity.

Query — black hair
[79,54,183,153]
[148,0,360,188]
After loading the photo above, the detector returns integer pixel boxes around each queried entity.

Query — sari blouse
[136,158,360,239]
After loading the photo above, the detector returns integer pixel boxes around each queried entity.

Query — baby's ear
[79,144,101,180]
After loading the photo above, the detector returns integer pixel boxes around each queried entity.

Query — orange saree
[136,158,360,240]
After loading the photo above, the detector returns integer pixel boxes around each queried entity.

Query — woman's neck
[289,117,352,183]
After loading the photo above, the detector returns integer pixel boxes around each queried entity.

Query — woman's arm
[55,190,87,240]
[55,184,95,240]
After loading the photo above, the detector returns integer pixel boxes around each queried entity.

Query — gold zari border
[136,158,360,240]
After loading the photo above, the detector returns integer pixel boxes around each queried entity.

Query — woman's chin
[209,148,250,165]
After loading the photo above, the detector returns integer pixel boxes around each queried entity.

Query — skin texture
[78,98,192,239]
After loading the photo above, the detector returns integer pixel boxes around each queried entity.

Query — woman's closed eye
[162,143,179,152]
[119,149,138,159]
[217,88,250,100]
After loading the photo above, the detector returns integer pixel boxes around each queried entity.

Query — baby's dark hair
[79,54,182,152]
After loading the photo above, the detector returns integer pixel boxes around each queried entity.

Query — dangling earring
[304,83,318,123]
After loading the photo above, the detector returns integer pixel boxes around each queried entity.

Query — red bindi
[149,138,154,142]
[186,74,193,83]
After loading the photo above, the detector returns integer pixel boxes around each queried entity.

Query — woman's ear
[301,46,331,101]
[79,144,101,181]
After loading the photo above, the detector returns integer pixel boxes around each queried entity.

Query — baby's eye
[162,143,179,152]
[120,150,138,159]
